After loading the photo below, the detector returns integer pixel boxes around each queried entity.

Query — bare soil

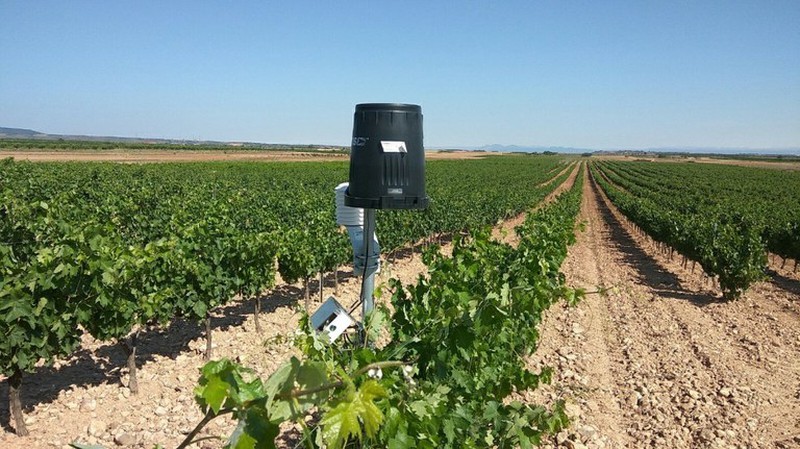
[0,150,349,163]
[597,154,800,171]
[0,150,495,163]
[529,166,800,449]
[2,164,798,449]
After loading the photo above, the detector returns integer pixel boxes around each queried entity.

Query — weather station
[310,103,428,343]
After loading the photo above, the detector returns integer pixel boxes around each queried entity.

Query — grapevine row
[0,155,570,436]
[598,160,800,262]
[182,162,587,449]
[590,161,788,298]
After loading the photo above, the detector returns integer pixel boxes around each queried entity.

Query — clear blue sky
[1,1,798,150]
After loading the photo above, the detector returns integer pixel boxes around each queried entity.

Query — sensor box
[310,297,356,342]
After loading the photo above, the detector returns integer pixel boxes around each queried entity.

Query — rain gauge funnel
[345,103,429,210]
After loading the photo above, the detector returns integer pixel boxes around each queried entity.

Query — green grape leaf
[357,380,386,437]
[320,380,386,448]
[387,431,413,449]
[226,405,279,449]
[263,358,299,422]
[197,375,228,414]
[295,360,328,404]
[195,359,265,414]
[321,398,362,449]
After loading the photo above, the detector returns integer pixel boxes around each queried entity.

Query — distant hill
[641,146,800,156]
[0,127,349,151]
[2,127,796,155]
[478,144,592,154]
[0,127,222,145]
[448,144,800,156]
[0,127,48,138]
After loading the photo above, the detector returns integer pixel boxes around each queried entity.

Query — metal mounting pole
[360,208,377,319]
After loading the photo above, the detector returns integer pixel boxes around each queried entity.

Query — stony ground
[0,149,493,163]
[529,167,800,449]
[1,164,798,449]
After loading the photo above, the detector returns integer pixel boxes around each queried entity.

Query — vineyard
[0,155,580,446]
[1,155,799,448]
[591,160,800,298]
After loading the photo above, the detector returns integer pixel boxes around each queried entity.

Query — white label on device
[381,141,407,153]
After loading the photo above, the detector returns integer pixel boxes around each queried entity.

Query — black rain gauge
[311,103,429,342]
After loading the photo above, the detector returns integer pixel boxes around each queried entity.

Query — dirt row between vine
[491,161,580,245]
[529,166,800,449]
[0,167,579,449]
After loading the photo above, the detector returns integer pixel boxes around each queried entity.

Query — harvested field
[597,154,800,171]
[0,149,496,163]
